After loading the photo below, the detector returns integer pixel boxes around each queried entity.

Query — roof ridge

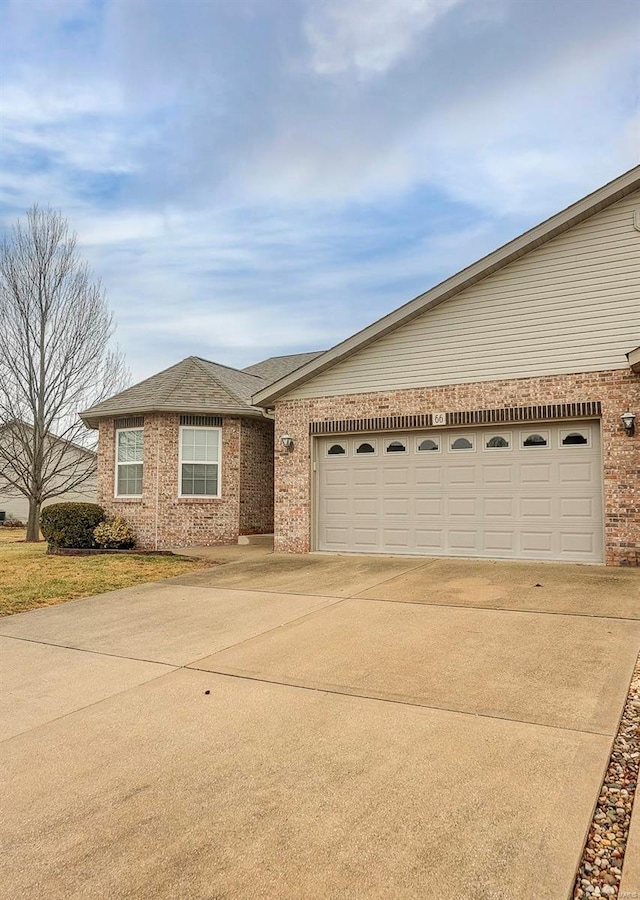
[191,357,253,408]
[193,356,264,381]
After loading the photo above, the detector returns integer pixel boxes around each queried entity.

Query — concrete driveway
[1,553,639,899]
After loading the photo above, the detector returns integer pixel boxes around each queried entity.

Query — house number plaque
[432,412,447,426]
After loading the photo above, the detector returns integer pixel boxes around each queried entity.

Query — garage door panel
[383,467,410,486]
[325,468,349,486]
[560,497,595,518]
[382,528,411,549]
[560,531,597,555]
[447,465,476,484]
[448,530,479,551]
[449,497,477,517]
[325,498,349,516]
[322,526,350,548]
[353,468,378,486]
[316,423,602,562]
[353,498,378,517]
[520,497,553,519]
[383,498,410,516]
[414,466,443,485]
[415,529,444,549]
[520,464,552,484]
[484,497,514,518]
[352,529,379,550]
[415,497,443,517]
[483,531,515,552]
[520,531,554,553]
[559,461,595,484]
[483,464,514,484]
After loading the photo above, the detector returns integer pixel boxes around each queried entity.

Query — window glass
[486,435,510,449]
[116,429,143,496]
[355,442,375,454]
[180,427,220,496]
[562,432,588,446]
[418,438,439,451]
[523,433,548,448]
[450,436,474,450]
[386,440,406,453]
[327,443,346,455]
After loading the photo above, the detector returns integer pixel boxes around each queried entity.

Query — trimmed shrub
[41,502,105,549]
[93,517,136,550]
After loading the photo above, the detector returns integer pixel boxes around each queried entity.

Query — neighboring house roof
[243,351,325,382]
[80,352,327,428]
[0,421,96,459]
[253,165,640,406]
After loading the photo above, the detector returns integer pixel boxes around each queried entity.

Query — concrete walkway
[1,553,638,899]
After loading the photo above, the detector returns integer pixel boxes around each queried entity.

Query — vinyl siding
[0,476,97,523]
[287,190,640,400]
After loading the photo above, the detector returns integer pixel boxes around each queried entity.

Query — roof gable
[253,166,640,405]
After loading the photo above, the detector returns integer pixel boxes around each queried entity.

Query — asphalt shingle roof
[242,351,325,383]
[80,351,326,427]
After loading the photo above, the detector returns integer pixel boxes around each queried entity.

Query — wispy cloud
[0,0,637,382]
[304,0,470,78]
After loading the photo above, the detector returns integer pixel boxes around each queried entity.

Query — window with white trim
[179,427,221,497]
[115,428,144,497]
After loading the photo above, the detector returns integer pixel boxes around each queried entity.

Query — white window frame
[448,433,476,452]
[416,434,442,454]
[559,427,592,448]
[326,441,348,457]
[114,427,144,498]
[483,431,512,451]
[178,425,222,499]
[353,438,378,456]
[520,429,550,450]
[384,436,408,455]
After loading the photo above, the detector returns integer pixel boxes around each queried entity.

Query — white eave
[253,165,640,407]
[628,347,640,374]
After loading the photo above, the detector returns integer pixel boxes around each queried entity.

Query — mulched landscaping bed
[47,547,176,556]
[573,654,640,898]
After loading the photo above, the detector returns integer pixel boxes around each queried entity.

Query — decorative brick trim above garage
[310,401,602,435]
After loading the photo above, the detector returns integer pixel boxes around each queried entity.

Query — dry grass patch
[0,528,211,617]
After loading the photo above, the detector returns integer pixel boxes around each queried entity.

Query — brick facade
[97,413,274,549]
[239,416,274,535]
[273,368,639,566]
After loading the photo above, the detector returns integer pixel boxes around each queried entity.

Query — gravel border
[574,654,640,899]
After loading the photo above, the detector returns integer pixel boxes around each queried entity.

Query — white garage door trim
[313,420,603,563]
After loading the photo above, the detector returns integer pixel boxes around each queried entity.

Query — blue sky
[1,0,638,382]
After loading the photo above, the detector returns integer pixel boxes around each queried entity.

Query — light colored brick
[97,414,273,549]
[273,369,639,566]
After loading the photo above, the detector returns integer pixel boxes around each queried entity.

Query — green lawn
[0,528,209,616]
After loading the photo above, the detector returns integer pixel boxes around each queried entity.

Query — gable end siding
[287,190,640,400]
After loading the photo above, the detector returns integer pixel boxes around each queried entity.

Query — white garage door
[316,422,603,562]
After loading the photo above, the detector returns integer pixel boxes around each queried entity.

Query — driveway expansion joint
[185,663,618,739]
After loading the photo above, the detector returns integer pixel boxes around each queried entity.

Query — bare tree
[0,206,129,540]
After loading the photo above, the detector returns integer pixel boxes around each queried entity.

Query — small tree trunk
[26,498,41,542]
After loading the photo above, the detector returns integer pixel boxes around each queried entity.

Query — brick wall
[239,416,274,535]
[273,368,640,566]
[97,413,271,549]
